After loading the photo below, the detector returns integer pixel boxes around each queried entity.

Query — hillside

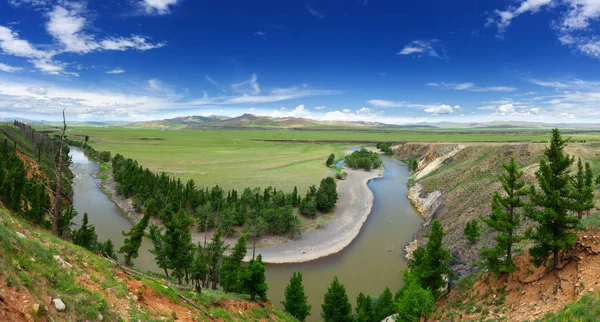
[127,115,231,130]
[0,208,295,322]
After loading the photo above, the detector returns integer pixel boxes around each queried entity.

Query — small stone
[132,295,138,302]
[16,232,26,239]
[590,288,594,293]
[97,312,103,321]
[52,298,66,312]
[30,257,35,262]
[32,303,40,314]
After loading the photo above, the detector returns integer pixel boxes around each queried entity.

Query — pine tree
[98,239,117,260]
[480,157,528,274]
[408,220,455,297]
[355,293,375,322]
[221,235,247,293]
[191,242,207,293]
[527,128,580,269]
[282,272,311,321]
[326,154,335,167]
[148,224,171,278]
[395,272,435,322]
[571,158,594,219]
[161,208,194,285]
[463,219,480,244]
[316,177,338,213]
[376,287,395,321]
[321,276,353,322]
[119,213,150,266]
[73,213,97,250]
[243,254,268,301]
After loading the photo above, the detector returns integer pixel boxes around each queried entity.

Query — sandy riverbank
[96,157,384,264]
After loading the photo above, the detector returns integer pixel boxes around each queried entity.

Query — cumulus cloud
[0,26,50,59]
[287,104,311,118]
[313,106,325,110]
[140,0,180,15]
[106,67,125,74]
[488,0,600,60]
[398,40,443,58]
[0,63,23,72]
[26,86,49,95]
[424,104,457,115]
[495,103,516,115]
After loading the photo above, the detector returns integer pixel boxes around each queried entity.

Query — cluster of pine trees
[72,213,117,260]
[376,142,394,156]
[112,154,338,239]
[0,123,74,237]
[474,128,595,274]
[344,148,383,170]
[67,136,111,162]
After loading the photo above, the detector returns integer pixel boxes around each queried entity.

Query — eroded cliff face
[395,143,545,276]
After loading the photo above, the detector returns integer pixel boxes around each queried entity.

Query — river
[69,148,423,321]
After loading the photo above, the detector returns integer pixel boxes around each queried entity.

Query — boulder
[52,298,66,311]
[16,232,26,239]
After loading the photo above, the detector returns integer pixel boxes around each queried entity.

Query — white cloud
[46,3,98,54]
[426,82,516,92]
[232,73,261,95]
[306,5,325,18]
[26,86,48,95]
[254,31,267,36]
[0,62,23,72]
[287,104,311,118]
[495,103,516,115]
[424,104,457,115]
[487,0,553,36]
[367,99,407,108]
[313,106,325,110]
[99,36,165,51]
[30,59,76,76]
[560,112,576,119]
[0,26,51,59]
[140,0,180,15]
[398,40,442,58]
[248,108,256,112]
[106,67,125,74]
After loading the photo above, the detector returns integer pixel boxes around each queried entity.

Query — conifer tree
[191,242,207,293]
[243,254,268,301]
[463,219,480,244]
[395,272,435,322]
[148,224,171,278]
[98,239,117,260]
[480,157,528,274]
[282,272,311,321]
[376,287,395,321]
[527,128,580,269]
[321,276,353,322]
[355,293,375,322]
[119,212,150,266]
[571,158,594,219]
[408,220,455,297]
[221,234,246,293]
[73,213,97,250]
[326,154,335,167]
[161,208,194,285]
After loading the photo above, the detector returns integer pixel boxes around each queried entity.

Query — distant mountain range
[4,114,600,130]
[125,113,405,129]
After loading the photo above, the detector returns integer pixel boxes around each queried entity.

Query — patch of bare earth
[436,229,600,321]
[0,278,37,322]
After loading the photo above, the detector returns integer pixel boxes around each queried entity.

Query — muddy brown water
[70,148,423,321]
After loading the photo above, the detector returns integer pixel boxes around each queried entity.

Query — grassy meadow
[65,126,600,192]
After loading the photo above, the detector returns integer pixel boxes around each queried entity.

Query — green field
[65,127,600,192]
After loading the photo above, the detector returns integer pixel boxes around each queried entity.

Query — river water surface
[70,148,423,321]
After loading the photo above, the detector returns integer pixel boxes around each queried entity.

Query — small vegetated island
[343,148,382,171]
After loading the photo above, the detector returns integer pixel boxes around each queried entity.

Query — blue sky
[1,0,600,123]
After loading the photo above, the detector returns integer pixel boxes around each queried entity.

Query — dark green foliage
[66,138,111,162]
[570,158,594,219]
[355,293,376,322]
[221,235,247,293]
[282,272,311,321]
[98,239,117,260]
[394,271,435,322]
[73,213,97,250]
[326,153,335,167]
[321,276,353,322]
[243,254,268,301]
[300,196,317,218]
[119,212,150,266]
[408,220,455,298]
[148,224,170,277]
[463,219,480,244]
[316,177,338,213]
[407,158,419,173]
[344,148,382,171]
[480,157,528,274]
[526,129,581,269]
[376,287,395,321]
[376,142,393,155]
[111,154,318,237]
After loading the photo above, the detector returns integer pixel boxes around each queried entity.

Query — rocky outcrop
[415,145,465,179]
[407,183,441,221]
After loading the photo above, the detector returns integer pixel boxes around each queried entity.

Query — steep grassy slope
[0,208,296,321]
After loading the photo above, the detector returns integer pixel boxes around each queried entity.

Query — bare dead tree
[52,109,67,236]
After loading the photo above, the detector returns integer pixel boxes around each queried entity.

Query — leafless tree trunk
[52,110,67,236]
